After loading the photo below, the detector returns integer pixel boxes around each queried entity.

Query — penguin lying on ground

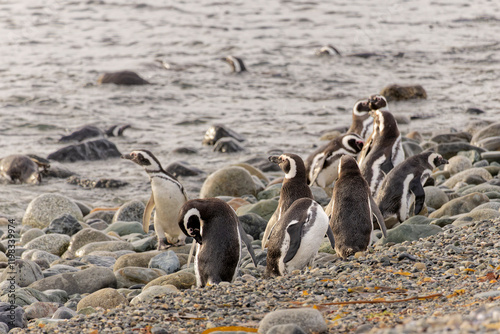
[376,152,448,227]
[305,133,364,188]
[221,56,247,73]
[178,198,257,287]
[59,124,131,143]
[327,155,387,259]
[265,198,330,277]
[261,154,313,249]
[121,150,188,249]
[347,99,373,140]
[357,95,404,196]
[0,155,45,184]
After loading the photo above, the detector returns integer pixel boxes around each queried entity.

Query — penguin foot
[157,238,173,250]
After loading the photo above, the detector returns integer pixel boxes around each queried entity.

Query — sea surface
[1,0,499,219]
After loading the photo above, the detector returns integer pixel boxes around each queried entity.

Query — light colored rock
[75,241,134,257]
[144,271,196,290]
[24,234,70,256]
[23,194,83,229]
[444,156,472,175]
[115,267,166,288]
[259,308,328,334]
[0,259,43,287]
[52,306,77,319]
[20,228,45,246]
[429,192,489,218]
[130,285,179,305]
[148,251,180,275]
[24,302,59,320]
[113,251,161,271]
[68,228,114,254]
[77,288,128,311]
[378,224,442,245]
[104,221,146,236]
[424,186,449,209]
[112,200,145,223]
[236,199,279,221]
[452,209,500,226]
[200,166,256,198]
[30,250,60,264]
[442,168,492,188]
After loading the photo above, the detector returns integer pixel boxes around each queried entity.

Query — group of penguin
[122,93,449,287]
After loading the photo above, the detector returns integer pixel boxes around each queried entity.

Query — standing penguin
[178,198,252,287]
[121,150,188,249]
[305,133,364,188]
[376,152,448,225]
[347,99,373,140]
[357,95,404,196]
[327,155,387,259]
[261,154,313,249]
[265,198,330,277]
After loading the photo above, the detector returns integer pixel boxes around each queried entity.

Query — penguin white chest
[151,177,186,233]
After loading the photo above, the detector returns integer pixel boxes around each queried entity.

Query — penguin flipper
[143,193,155,233]
[283,221,303,263]
[380,157,394,175]
[262,209,279,249]
[410,178,425,215]
[326,225,335,249]
[238,222,258,267]
[370,195,387,238]
[324,198,334,220]
[358,136,373,165]
[309,154,327,186]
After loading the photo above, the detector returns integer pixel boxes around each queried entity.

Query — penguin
[59,124,131,142]
[121,150,188,249]
[376,152,448,224]
[305,133,364,188]
[177,198,257,287]
[315,45,341,56]
[327,155,388,259]
[347,99,373,140]
[261,153,313,250]
[264,198,330,277]
[0,155,43,184]
[221,56,247,73]
[357,95,404,197]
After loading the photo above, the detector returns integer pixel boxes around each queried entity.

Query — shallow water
[1,0,499,219]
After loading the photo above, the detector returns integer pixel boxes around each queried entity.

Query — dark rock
[0,302,26,330]
[213,137,245,153]
[165,161,204,178]
[98,71,150,85]
[40,165,75,178]
[238,213,268,240]
[464,175,487,185]
[466,107,485,115]
[59,125,103,143]
[380,84,427,101]
[87,219,109,230]
[171,147,198,155]
[481,151,500,164]
[424,143,486,160]
[148,251,180,275]
[67,175,129,189]
[202,124,245,145]
[48,139,122,163]
[45,214,82,236]
[430,132,472,144]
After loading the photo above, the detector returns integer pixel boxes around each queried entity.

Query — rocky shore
[1,121,500,334]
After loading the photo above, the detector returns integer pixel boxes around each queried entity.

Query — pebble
[112,200,145,223]
[0,259,43,287]
[130,285,180,305]
[22,194,83,229]
[76,288,128,311]
[24,234,70,256]
[75,240,134,257]
[259,308,328,334]
[68,228,114,254]
[115,267,166,288]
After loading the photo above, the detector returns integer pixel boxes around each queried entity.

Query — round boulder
[24,234,71,256]
[23,194,83,229]
[112,200,145,223]
[444,156,472,176]
[76,288,128,311]
[424,186,449,209]
[200,166,256,198]
[0,259,43,287]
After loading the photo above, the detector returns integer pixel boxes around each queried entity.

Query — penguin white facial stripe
[369,155,386,195]
[227,56,241,73]
[341,136,362,154]
[428,153,440,168]
[183,208,201,236]
[400,174,414,221]
[284,156,297,179]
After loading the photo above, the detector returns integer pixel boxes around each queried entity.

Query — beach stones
[20,229,44,246]
[48,139,122,163]
[113,251,161,271]
[424,186,449,209]
[24,234,70,256]
[144,271,196,290]
[130,285,179,305]
[452,209,500,227]
[200,167,256,198]
[115,267,166,288]
[236,199,279,221]
[148,251,180,275]
[379,84,427,101]
[29,267,116,295]
[429,192,489,218]
[202,124,245,146]
[238,213,267,240]
[112,200,145,223]
[52,306,77,320]
[430,143,486,160]
[68,228,114,254]
[379,224,442,244]
[97,71,150,85]
[442,168,492,188]
[430,132,472,144]
[24,302,59,320]
[165,161,204,178]
[104,221,145,236]
[259,308,328,334]
[77,288,128,311]
[0,259,43,287]
[23,194,83,229]
[0,302,26,330]
[45,214,82,236]
[444,156,472,175]
[75,241,134,257]
[470,122,500,145]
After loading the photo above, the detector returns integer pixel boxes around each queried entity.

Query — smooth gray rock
[47,138,122,162]
[45,214,82,236]
[24,301,59,320]
[481,151,500,164]
[236,199,279,221]
[52,306,77,319]
[112,200,145,223]
[452,209,500,226]
[76,288,128,311]
[80,255,116,268]
[442,168,492,188]
[30,250,60,264]
[42,265,79,278]
[115,267,166,288]
[473,290,500,299]
[457,150,482,164]
[20,228,45,246]
[75,241,134,257]
[0,259,43,287]
[429,192,490,218]
[68,228,114,254]
[0,287,50,306]
[43,289,68,304]
[444,156,472,175]
[259,308,328,334]
[24,234,70,256]
[23,194,83,229]
[29,266,117,295]
[238,213,268,240]
[257,184,282,200]
[470,122,500,145]
[310,186,330,206]
[83,210,115,224]
[130,285,179,305]
[424,186,449,209]
[131,235,157,252]
[113,251,162,271]
[148,251,180,275]
[461,184,500,196]
[378,224,442,245]
[402,141,423,158]
[267,324,307,334]
[430,132,472,144]
[401,216,434,225]
[0,302,27,330]
[200,167,256,198]
[105,221,146,236]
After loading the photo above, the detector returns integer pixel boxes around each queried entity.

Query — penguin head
[221,56,247,73]
[269,153,305,179]
[179,206,203,244]
[316,45,341,56]
[368,95,389,111]
[121,150,162,171]
[428,153,448,169]
[342,133,364,153]
[352,100,371,116]
[338,155,360,177]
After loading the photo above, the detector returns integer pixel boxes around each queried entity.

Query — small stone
[112,200,145,223]
[429,192,489,218]
[267,324,307,334]
[78,288,128,311]
[130,285,179,305]
[52,306,77,319]
[470,122,500,145]
[75,241,134,257]
[414,262,426,271]
[444,156,473,175]
[115,267,166,288]
[474,290,500,299]
[259,308,327,334]
[24,234,71,256]
[24,302,60,320]
[0,259,43,287]
[149,251,180,275]
[20,228,45,246]
[113,251,162,271]
[105,221,146,236]
[68,228,114,254]
[238,213,268,240]
[23,194,83,229]
[236,199,279,221]
[0,302,27,330]
[424,186,449,209]
[379,224,442,245]
[45,214,82,236]
[144,271,196,290]
[98,71,150,85]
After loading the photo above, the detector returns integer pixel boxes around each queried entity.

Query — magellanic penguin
[315,45,341,56]
[327,155,387,259]
[347,99,373,140]
[305,133,364,188]
[261,154,313,250]
[264,198,330,277]
[376,152,448,225]
[221,56,247,73]
[0,155,44,184]
[178,198,257,287]
[121,150,188,249]
[357,95,404,197]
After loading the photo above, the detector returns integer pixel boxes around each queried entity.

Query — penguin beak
[269,155,281,164]
[440,157,449,165]
[121,154,133,160]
